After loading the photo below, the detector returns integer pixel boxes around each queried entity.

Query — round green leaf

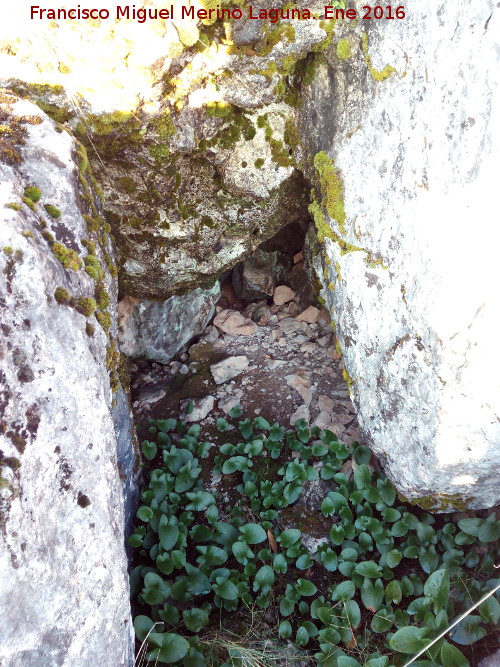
[389,626,430,653]
[134,615,155,642]
[239,523,267,545]
[440,640,469,667]
[279,620,292,639]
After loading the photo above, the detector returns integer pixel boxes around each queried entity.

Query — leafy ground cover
[129,408,500,666]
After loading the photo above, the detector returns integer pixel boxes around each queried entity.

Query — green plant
[129,410,500,666]
[24,186,41,202]
[51,242,82,271]
[75,297,96,317]
[54,287,72,304]
[44,203,61,219]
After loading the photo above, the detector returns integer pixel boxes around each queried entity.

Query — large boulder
[300,0,500,509]
[0,92,137,665]
[232,248,290,300]
[118,282,221,364]
[0,4,328,298]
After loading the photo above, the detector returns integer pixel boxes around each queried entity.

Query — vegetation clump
[129,409,500,666]
[54,287,72,304]
[313,151,346,234]
[24,186,41,203]
[44,204,61,219]
[51,242,82,271]
[75,297,96,317]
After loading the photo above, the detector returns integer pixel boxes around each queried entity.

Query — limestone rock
[118,282,220,364]
[273,285,295,306]
[0,10,318,299]
[180,396,215,423]
[210,356,249,384]
[302,0,500,509]
[297,306,320,324]
[0,96,135,665]
[214,309,257,336]
[232,248,290,301]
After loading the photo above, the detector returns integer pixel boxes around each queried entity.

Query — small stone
[300,322,315,338]
[273,285,295,306]
[318,395,336,413]
[326,345,341,360]
[317,335,331,348]
[170,361,181,374]
[271,329,281,342]
[179,364,189,375]
[296,305,320,324]
[214,309,257,336]
[317,310,331,326]
[219,396,241,414]
[203,325,220,343]
[180,396,215,422]
[300,342,317,354]
[314,411,333,429]
[293,251,303,264]
[210,355,249,384]
[286,370,313,406]
[278,318,302,335]
[288,302,299,316]
[290,404,310,425]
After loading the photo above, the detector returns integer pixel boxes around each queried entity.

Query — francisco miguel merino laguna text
[30,4,363,23]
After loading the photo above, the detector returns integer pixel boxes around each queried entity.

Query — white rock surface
[210,356,250,384]
[303,0,500,509]
[118,283,220,364]
[180,396,215,422]
[0,96,135,664]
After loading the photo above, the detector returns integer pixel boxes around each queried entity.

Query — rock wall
[301,0,500,509]
[0,5,326,298]
[0,93,136,665]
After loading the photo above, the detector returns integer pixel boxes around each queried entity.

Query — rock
[273,285,295,306]
[478,649,500,667]
[0,96,135,665]
[210,356,249,384]
[317,335,331,348]
[218,281,243,310]
[278,318,303,335]
[290,405,310,426]
[137,386,166,406]
[326,345,342,360]
[300,342,317,355]
[118,282,220,364]
[180,396,215,422]
[213,309,257,336]
[314,411,333,429]
[286,370,313,406]
[302,0,500,509]
[294,251,303,264]
[296,306,320,324]
[318,395,336,413]
[219,396,242,415]
[232,248,289,300]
